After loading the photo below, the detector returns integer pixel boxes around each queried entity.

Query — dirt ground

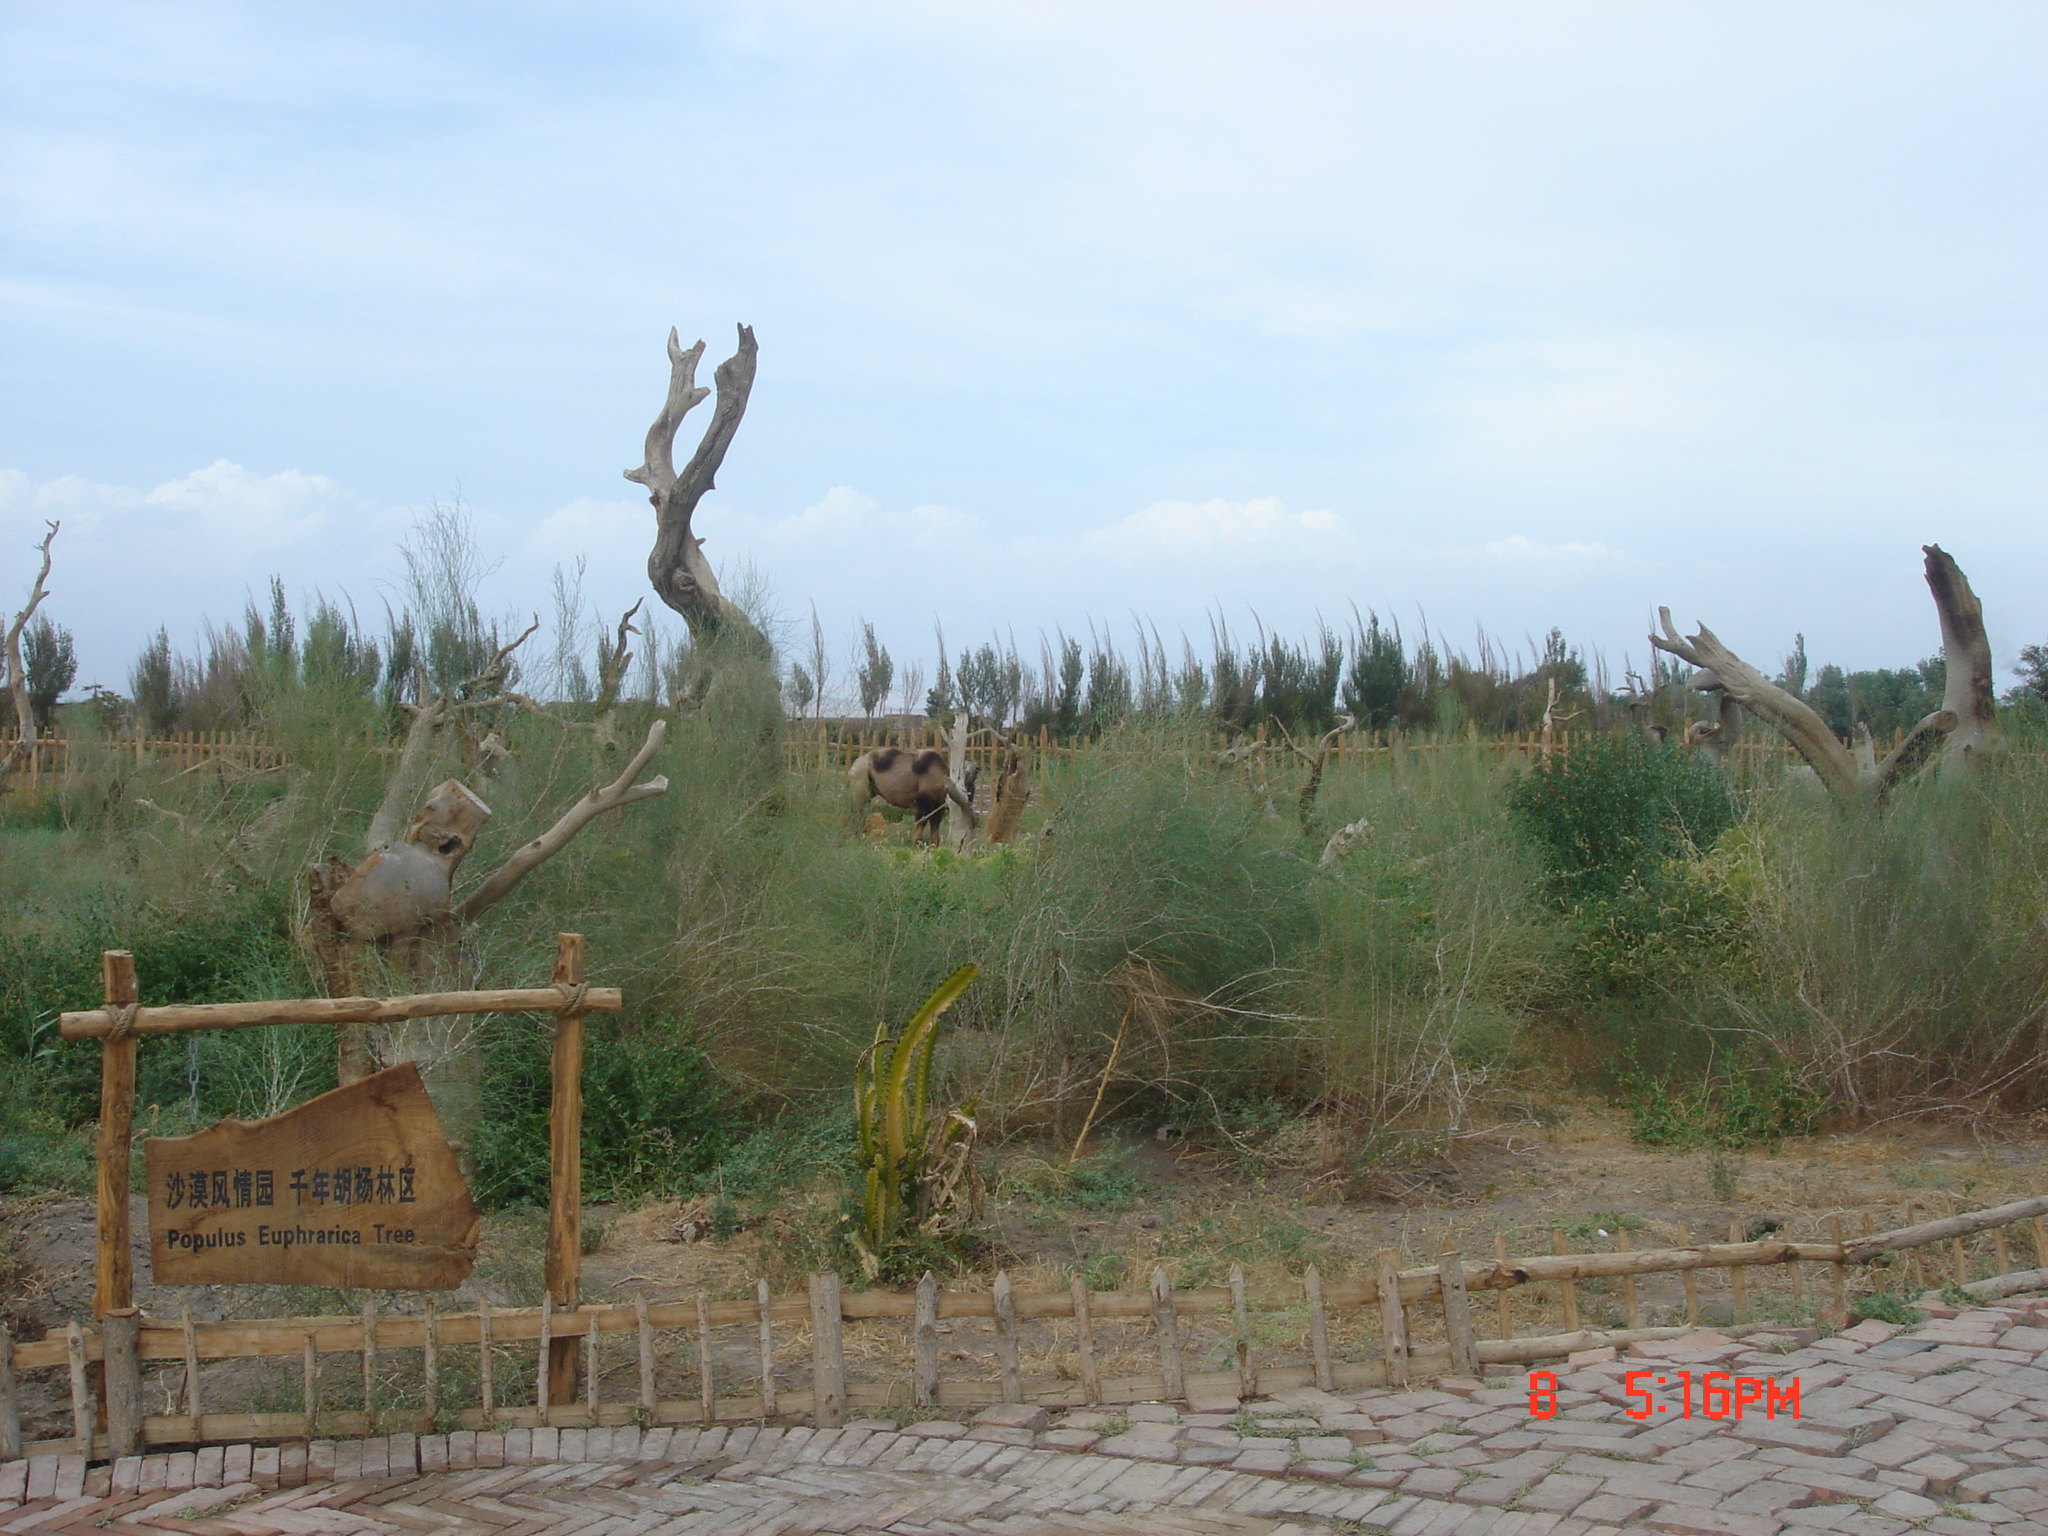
[7,1095,2047,1442]
[588,1096,2048,1330]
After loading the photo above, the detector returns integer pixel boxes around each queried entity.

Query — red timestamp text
[1527,1369,1800,1420]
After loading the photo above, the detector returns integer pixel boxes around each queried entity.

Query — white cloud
[708,487,985,553]
[0,460,348,549]
[0,462,390,689]
[1080,497,1349,563]
[141,460,344,550]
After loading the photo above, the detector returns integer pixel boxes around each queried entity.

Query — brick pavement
[5,1297,2047,1534]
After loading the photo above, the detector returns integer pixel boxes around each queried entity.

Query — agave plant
[850,963,981,1278]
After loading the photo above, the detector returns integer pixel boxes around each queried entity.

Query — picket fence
[6,1193,2046,1463]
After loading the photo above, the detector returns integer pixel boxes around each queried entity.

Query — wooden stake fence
[31,727,2033,800]
[9,1193,2047,1461]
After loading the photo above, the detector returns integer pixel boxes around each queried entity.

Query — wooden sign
[145,1062,480,1289]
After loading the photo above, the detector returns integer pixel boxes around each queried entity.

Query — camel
[848,746,976,844]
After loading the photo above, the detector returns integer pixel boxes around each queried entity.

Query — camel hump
[868,747,904,772]
[910,749,948,775]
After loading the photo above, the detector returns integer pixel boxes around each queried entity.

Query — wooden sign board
[145,1062,480,1289]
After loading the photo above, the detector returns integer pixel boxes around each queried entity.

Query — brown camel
[848,746,976,844]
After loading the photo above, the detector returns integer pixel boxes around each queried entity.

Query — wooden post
[1304,1266,1334,1391]
[993,1271,1021,1402]
[1378,1248,1410,1388]
[1492,1233,1511,1338]
[180,1303,201,1422]
[636,1294,656,1421]
[1994,1224,2010,1279]
[1828,1216,1847,1317]
[695,1292,715,1426]
[102,1309,142,1459]
[1728,1221,1747,1321]
[1551,1231,1578,1331]
[302,1332,318,1440]
[545,934,587,1409]
[756,1279,777,1418]
[1228,1264,1255,1401]
[536,1296,553,1426]
[1905,1203,1924,1291]
[914,1273,939,1408]
[0,1326,19,1461]
[809,1273,845,1427]
[1950,1195,1969,1285]
[1677,1220,1701,1325]
[1439,1246,1479,1379]
[424,1305,440,1418]
[945,710,971,850]
[66,1321,93,1455]
[1617,1231,1640,1329]
[585,1311,600,1420]
[361,1299,378,1428]
[1150,1268,1185,1401]
[95,951,138,1318]
[1071,1276,1100,1405]
[2032,1216,2048,1271]
[478,1304,494,1418]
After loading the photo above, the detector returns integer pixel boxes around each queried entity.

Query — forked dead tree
[1,521,58,793]
[307,658,670,1149]
[590,596,643,751]
[625,325,764,654]
[1279,713,1355,837]
[1649,545,1995,804]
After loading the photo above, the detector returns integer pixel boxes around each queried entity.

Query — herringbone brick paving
[7,1299,2048,1535]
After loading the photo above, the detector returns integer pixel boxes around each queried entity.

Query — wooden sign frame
[58,932,619,1447]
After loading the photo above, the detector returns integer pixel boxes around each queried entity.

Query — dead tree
[625,325,764,654]
[1280,713,1355,838]
[1649,544,1994,804]
[371,616,541,842]
[1537,678,1582,758]
[589,597,643,752]
[982,728,1031,845]
[1,521,58,793]
[307,660,670,1151]
[1618,668,1669,744]
[1680,677,1740,766]
[1922,544,1998,768]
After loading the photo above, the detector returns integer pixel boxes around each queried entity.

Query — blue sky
[3,1,2043,708]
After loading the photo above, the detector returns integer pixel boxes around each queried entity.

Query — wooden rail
[8,1194,2046,1461]
[59,984,622,1040]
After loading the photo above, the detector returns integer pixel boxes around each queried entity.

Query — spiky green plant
[851,963,980,1277]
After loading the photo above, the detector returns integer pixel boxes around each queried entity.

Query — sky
[2,1,2043,710]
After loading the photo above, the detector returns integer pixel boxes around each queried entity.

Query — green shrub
[1623,1064,1826,1149]
[999,1151,1147,1211]
[472,1013,738,1208]
[1506,734,1736,905]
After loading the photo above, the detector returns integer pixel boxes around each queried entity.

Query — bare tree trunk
[625,326,766,654]
[945,710,973,851]
[1282,715,1355,838]
[591,597,643,752]
[1,522,58,794]
[983,732,1029,845]
[1924,544,1999,771]
[1651,604,1954,805]
[1682,687,1739,766]
[304,722,669,1153]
